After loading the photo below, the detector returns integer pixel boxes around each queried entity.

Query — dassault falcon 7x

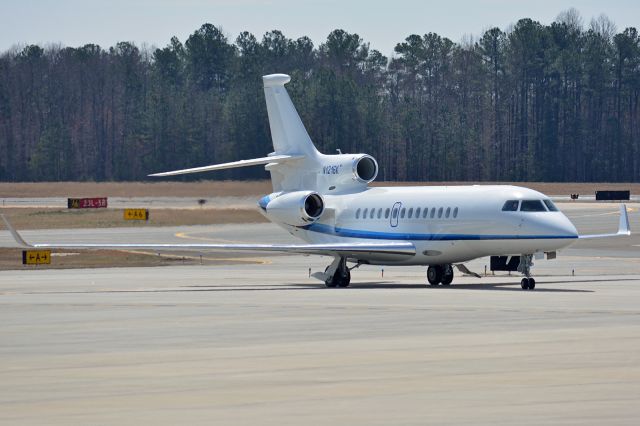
[1,74,631,290]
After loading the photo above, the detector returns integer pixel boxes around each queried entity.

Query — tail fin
[263,74,318,158]
[149,73,321,192]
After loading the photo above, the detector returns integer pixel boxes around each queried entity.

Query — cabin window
[543,199,558,212]
[377,208,382,219]
[400,208,406,218]
[385,208,390,219]
[392,208,398,219]
[355,208,361,219]
[408,208,413,218]
[415,207,421,218]
[445,207,451,218]
[430,208,436,218]
[502,200,519,211]
[453,207,458,218]
[438,207,443,218]
[423,208,429,218]
[370,208,375,219]
[363,208,368,218]
[520,200,546,212]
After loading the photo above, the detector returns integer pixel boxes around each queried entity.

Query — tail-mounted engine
[318,154,378,193]
[259,191,325,226]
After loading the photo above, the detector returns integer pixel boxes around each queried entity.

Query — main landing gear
[427,264,454,286]
[324,257,351,288]
[518,254,536,290]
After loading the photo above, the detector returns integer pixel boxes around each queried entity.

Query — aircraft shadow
[331,282,589,293]
[27,277,638,295]
[343,276,640,293]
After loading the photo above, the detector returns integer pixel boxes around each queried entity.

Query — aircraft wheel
[427,266,443,286]
[336,269,351,288]
[326,267,350,288]
[441,264,454,285]
[521,278,536,290]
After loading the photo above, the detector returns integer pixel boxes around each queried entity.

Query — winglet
[0,214,32,248]
[578,203,631,239]
[618,203,631,236]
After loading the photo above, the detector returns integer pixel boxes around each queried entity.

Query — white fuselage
[266,185,579,266]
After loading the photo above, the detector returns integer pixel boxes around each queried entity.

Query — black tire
[336,269,351,288]
[521,278,529,290]
[427,266,443,286]
[441,264,454,285]
[528,278,535,290]
[326,266,350,288]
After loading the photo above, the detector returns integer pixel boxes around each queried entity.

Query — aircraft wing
[578,204,631,239]
[0,215,415,260]
[148,155,303,177]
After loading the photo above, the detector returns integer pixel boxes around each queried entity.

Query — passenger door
[390,202,402,227]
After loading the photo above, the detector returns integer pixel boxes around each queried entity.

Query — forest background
[0,10,638,183]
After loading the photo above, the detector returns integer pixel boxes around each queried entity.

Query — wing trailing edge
[0,214,415,260]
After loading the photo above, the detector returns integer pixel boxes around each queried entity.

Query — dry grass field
[0,248,266,270]
[0,181,272,198]
[375,181,640,195]
[1,180,638,198]
[0,207,266,230]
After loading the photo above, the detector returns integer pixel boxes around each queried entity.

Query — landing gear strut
[518,254,536,290]
[427,264,454,286]
[324,257,351,288]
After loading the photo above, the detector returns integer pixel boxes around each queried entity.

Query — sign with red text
[67,197,108,209]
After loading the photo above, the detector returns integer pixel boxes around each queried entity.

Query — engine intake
[353,155,378,183]
[303,193,324,219]
[264,191,325,226]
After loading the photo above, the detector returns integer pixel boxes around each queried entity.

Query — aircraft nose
[559,214,579,238]
[530,213,578,238]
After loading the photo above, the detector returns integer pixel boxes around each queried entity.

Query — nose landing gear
[518,254,536,290]
[521,277,536,290]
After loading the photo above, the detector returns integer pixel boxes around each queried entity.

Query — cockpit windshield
[502,199,559,212]
[520,200,546,212]
[502,200,519,211]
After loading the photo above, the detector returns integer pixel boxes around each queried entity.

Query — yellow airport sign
[124,208,149,221]
[22,250,51,265]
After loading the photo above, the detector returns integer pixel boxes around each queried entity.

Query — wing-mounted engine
[259,191,325,226]
[316,154,378,193]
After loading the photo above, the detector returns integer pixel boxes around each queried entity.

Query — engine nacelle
[318,154,378,192]
[260,191,325,226]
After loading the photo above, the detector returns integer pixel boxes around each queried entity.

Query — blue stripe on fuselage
[301,222,578,241]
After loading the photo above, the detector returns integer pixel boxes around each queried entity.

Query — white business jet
[1,74,631,290]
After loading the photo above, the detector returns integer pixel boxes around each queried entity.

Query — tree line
[0,11,639,183]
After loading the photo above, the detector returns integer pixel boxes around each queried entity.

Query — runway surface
[1,202,639,425]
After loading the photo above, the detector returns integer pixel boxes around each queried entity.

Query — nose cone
[558,213,579,238]
[532,213,578,239]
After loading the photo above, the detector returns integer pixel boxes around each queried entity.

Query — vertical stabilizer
[263,74,319,158]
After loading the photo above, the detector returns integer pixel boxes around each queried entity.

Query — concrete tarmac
[1,203,639,425]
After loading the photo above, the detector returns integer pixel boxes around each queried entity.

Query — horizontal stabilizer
[578,204,631,239]
[148,154,304,177]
